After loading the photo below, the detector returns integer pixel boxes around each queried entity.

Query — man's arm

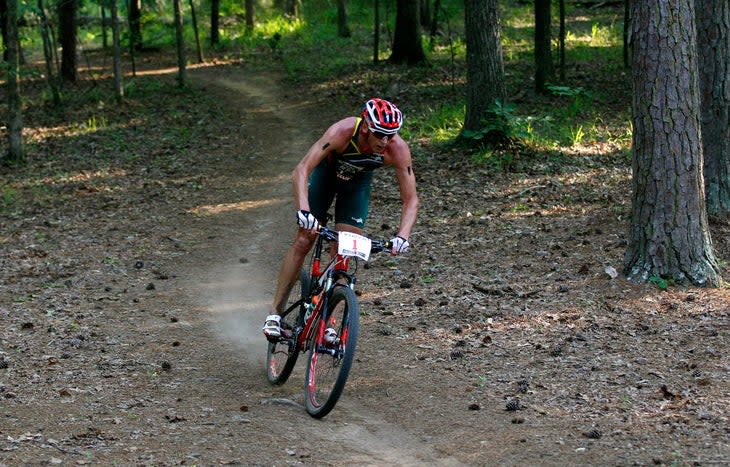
[390,141,419,240]
[292,117,355,211]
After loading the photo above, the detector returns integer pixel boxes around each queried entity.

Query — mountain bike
[266,226,390,418]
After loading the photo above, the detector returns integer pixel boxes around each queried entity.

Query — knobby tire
[266,269,310,385]
[304,285,360,418]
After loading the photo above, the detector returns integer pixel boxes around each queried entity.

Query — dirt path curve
[0,64,468,467]
[143,66,469,466]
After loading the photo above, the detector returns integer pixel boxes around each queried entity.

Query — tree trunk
[101,1,108,48]
[111,0,123,102]
[697,1,730,222]
[38,0,61,105]
[129,0,142,50]
[189,0,203,62]
[337,0,351,38]
[285,0,300,18]
[58,0,77,82]
[390,0,425,65]
[558,0,565,81]
[245,0,254,32]
[173,0,186,87]
[624,0,722,287]
[4,0,23,165]
[0,0,8,62]
[623,0,630,68]
[420,0,430,28]
[463,0,506,136]
[429,0,441,37]
[534,0,554,93]
[210,0,220,45]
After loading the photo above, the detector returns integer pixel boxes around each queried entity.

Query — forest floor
[1,52,729,466]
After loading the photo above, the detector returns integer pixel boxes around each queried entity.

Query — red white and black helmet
[361,98,403,135]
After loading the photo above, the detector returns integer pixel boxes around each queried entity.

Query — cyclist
[263,98,419,340]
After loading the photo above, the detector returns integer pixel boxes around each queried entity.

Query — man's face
[364,118,395,153]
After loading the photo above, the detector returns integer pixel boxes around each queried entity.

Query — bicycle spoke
[304,286,359,418]
[266,269,309,385]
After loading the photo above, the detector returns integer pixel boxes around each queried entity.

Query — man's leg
[271,228,317,313]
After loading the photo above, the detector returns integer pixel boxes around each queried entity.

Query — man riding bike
[263,98,419,339]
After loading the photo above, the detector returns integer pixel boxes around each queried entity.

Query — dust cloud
[200,242,283,368]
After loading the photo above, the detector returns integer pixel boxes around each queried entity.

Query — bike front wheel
[266,269,309,385]
[304,285,360,418]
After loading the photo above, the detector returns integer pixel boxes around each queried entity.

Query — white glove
[390,236,410,255]
[297,210,320,231]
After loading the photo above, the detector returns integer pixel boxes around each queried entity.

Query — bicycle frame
[298,232,355,352]
[266,225,390,416]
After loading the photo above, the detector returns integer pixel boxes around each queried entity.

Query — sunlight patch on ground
[216,173,290,188]
[133,60,226,77]
[41,167,129,186]
[188,197,286,216]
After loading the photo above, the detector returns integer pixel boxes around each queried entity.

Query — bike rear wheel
[266,269,310,385]
[304,285,359,418]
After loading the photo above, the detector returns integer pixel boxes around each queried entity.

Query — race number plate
[338,231,372,261]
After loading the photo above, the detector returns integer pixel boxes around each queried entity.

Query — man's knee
[292,230,316,255]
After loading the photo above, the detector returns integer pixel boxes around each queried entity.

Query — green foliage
[407,101,465,143]
[470,150,516,172]
[78,115,108,133]
[0,185,18,213]
[648,275,675,290]
[461,100,523,142]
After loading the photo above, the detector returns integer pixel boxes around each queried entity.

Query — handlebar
[318,226,392,254]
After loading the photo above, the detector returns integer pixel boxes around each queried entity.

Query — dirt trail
[0,64,467,466]
[4,62,728,466]
[129,67,468,465]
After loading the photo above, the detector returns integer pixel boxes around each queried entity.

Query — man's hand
[297,210,320,231]
[390,236,410,255]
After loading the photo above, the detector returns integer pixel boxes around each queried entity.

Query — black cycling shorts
[307,160,373,229]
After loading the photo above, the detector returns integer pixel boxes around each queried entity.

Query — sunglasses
[368,129,395,141]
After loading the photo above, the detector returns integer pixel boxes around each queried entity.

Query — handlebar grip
[370,240,392,253]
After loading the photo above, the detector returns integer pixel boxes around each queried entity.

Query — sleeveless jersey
[330,118,385,181]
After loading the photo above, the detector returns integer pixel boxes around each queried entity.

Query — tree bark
[558,0,565,81]
[390,0,425,65]
[463,0,506,135]
[285,0,300,18]
[4,0,23,165]
[111,0,123,102]
[337,0,351,38]
[58,0,77,82]
[173,0,186,87]
[189,0,203,62]
[623,0,630,68]
[129,0,142,50]
[0,0,8,62]
[429,0,441,37]
[101,1,108,48]
[420,0,430,28]
[245,0,254,32]
[624,0,722,287]
[534,0,554,93]
[210,0,220,45]
[38,0,60,105]
[697,0,730,222]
